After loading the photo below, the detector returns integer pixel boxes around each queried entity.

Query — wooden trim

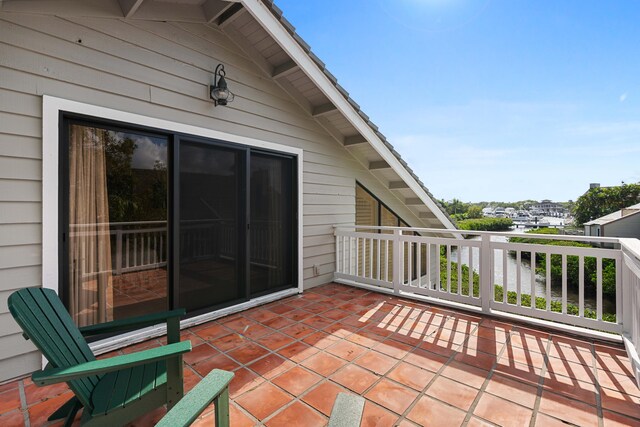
[369,160,390,170]
[388,181,409,190]
[118,0,145,18]
[272,60,299,79]
[343,134,367,146]
[311,102,337,117]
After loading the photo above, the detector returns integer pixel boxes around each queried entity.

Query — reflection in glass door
[65,122,169,327]
[178,140,245,312]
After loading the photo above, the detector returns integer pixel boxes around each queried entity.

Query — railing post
[334,227,340,276]
[393,229,403,295]
[480,234,492,314]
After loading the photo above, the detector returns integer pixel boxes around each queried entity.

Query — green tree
[466,205,483,219]
[573,183,640,225]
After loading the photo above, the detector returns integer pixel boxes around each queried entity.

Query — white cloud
[620,93,628,102]
[131,137,167,170]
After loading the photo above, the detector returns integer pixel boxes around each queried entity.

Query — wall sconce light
[210,64,235,106]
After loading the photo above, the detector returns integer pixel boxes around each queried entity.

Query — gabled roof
[1,0,456,230]
[584,202,640,226]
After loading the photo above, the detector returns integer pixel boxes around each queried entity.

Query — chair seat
[91,361,167,416]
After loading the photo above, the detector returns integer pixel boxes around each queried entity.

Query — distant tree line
[573,183,640,226]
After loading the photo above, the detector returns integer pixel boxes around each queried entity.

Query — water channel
[449,220,616,313]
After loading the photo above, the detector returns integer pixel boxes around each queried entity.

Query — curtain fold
[69,125,113,327]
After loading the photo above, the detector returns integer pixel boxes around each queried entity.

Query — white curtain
[68,125,114,327]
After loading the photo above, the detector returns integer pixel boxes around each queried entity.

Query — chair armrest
[32,341,192,386]
[156,369,235,427]
[78,308,186,337]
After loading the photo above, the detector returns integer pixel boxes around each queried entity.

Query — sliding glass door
[178,140,246,312]
[250,152,296,297]
[63,116,297,326]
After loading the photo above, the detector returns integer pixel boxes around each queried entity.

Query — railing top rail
[334,225,621,244]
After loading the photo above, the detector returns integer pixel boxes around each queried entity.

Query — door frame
[43,95,303,349]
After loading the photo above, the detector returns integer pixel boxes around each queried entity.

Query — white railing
[71,219,285,278]
[335,226,629,334]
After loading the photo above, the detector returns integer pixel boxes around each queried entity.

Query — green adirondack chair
[8,287,192,426]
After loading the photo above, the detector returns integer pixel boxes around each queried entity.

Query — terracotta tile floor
[2,283,640,426]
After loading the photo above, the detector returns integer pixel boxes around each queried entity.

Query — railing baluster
[579,256,585,318]
[133,234,137,267]
[597,257,603,321]
[368,238,373,279]
[425,242,431,289]
[417,242,422,288]
[435,244,441,291]
[376,238,381,280]
[516,251,522,306]
[546,253,551,311]
[446,245,451,293]
[468,246,473,297]
[531,251,536,310]
[385,239,390,282]
[457,245,462,295]
[562,254,567,314]
[502,249,508,304]
[344,236,348,274]
[408,240,413,286]
[348,237,353,276]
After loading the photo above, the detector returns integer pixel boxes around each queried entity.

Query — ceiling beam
[369,160,390,170]
[343,134,367,146]
[311,102,337,117]
[203,0,234,23]
[217,3,245,28]
[118,0,145,18]
[389,181,409,190]
[419,211,437,219]
[405,198,423,205]
[272,60,299,79]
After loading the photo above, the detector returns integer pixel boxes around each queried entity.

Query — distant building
[584,202,640,238]
[534,200,563,215]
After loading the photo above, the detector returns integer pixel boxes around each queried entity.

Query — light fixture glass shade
[210,65,234,106]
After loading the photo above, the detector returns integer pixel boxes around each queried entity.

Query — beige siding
[604,215,640,238]
[0,12,429,380]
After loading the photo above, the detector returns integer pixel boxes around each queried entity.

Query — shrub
[509,228,617,297]
[457,218,513,231]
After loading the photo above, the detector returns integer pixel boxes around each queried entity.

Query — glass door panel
[250,152,295,296]
[66,123,169,326]
[178,141,244,311]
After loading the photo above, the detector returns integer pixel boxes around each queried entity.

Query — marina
[451,217,615,313]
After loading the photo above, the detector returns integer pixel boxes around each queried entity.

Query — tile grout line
[592,340,604,427]
[18,379,30,427]
[528,331,552,427]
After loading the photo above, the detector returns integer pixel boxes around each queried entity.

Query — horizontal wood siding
[604,215,640,238]
[0,12,430,380]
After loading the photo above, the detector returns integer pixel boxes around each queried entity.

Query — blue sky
[275,0,640,203]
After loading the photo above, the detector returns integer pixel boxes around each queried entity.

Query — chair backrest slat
[9,288,100,408]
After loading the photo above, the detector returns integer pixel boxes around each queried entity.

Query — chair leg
[63,400,82,427]
[48,396,80,421]
[166,355,184,409]
[214,388,230,427]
